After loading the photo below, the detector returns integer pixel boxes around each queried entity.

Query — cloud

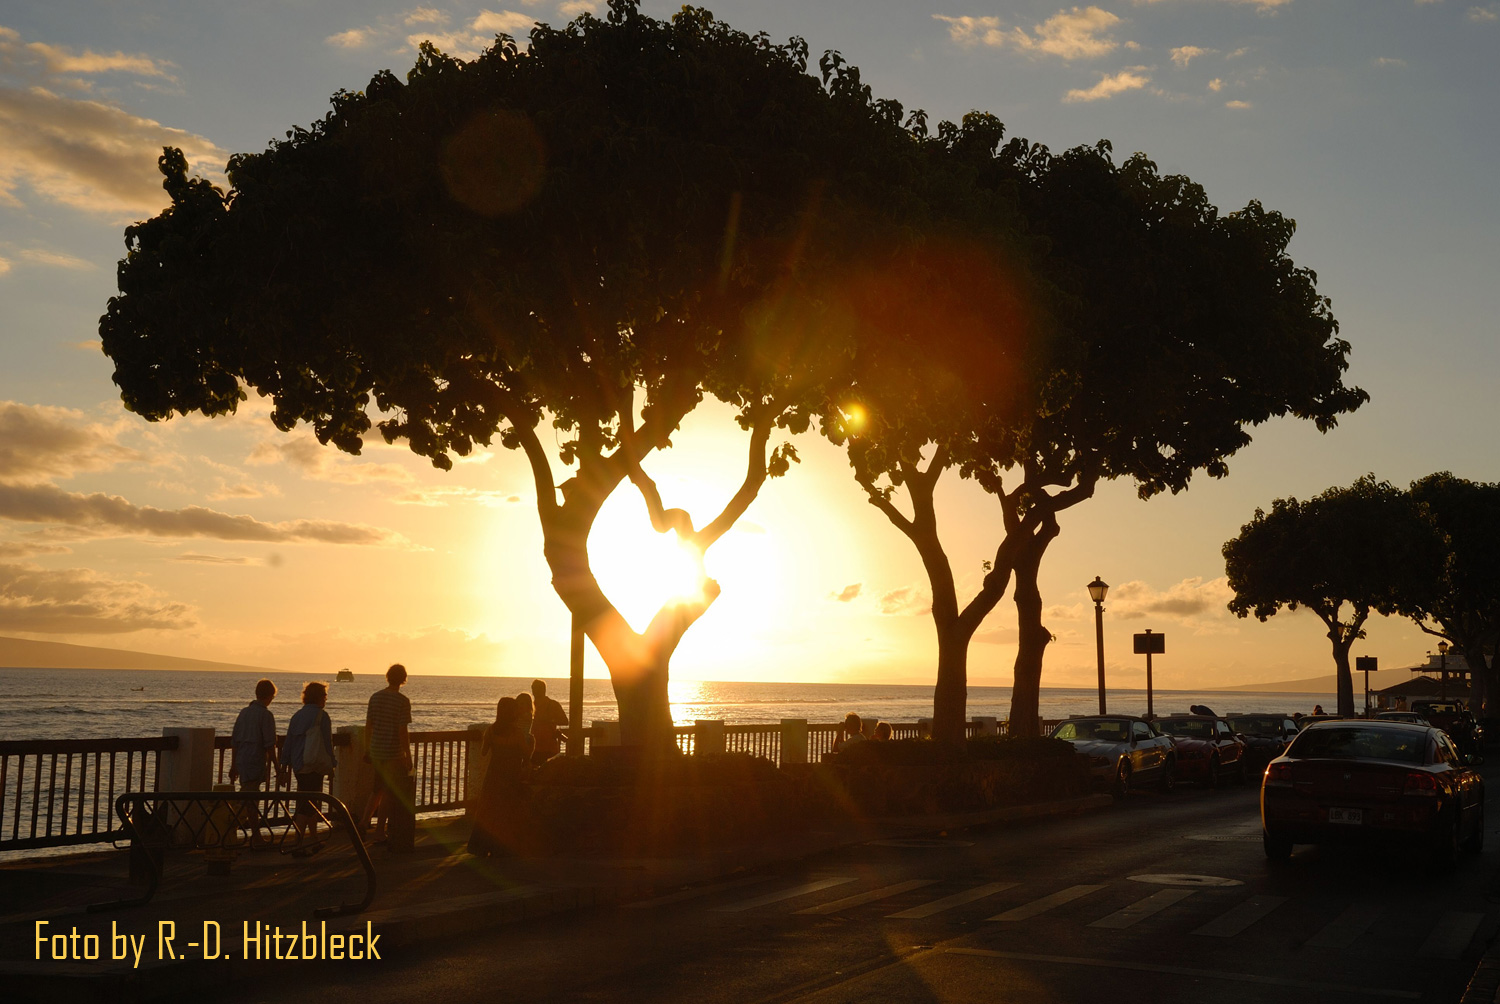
[1208,77,1224,91]
[934,7,1123,59]
[1109,577,1235,620]
[0,256,8,274]
[1133,0,1292,10]
[207,481,278,501]
[326,28,374,48]
[472,9,538,34]
[829,583,862,603]
[0,540,70,559]
[0,401,142,484]
[1171,45,1214,67]
[1374,57,1407,68]
[1064,68,1151,102]
[557,1,598,14]
[1225,99,1253,108]
[171,552,252,564]
[22,41,175,80]
[392,486,520,506]
[17,248,93,269]
[1469,6,1499,21]
[404,7,448,25]
[0,560,194,633]
[0,481,407,546]
[879,585,932,616]
[247,435,413,484]
[974,627,1019,645]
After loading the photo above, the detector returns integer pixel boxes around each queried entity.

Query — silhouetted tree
[1401,473,1500,716]
[1223,476,1446,716]
[99,2,959,746]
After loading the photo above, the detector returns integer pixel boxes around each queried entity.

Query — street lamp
[1438,640,1449,702]
[1088,576,1109,715]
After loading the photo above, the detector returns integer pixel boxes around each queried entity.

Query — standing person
[468,697,530,857]
[228,679,279,845]
[516,691,535,748]
[359,664,412,843]
[833,712,866,753]
[1312,704,1326,716]
[283,680,336,856]
[530,680,568,765]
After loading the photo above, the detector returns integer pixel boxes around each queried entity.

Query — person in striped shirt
[358,663,411,842]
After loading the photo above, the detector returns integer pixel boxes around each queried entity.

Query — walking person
[468,697,532,858]
[283,680,337,856]
[530,680,568,765]
[358,664,412,843]
[228,678,280,845]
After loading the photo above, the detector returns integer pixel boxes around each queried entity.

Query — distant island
[0,635,281,674]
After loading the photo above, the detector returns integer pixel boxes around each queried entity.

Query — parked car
[1261,720,1485,864]
[1412,702,1485,757]
[1225,714,1301,772]
[1049,715,1177,795]
[1156,714,1248,787]
[1375,711,1432,727]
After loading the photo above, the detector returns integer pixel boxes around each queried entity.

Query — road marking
[988,884,1105,922]
[1306,902,1382,948]
[886,881,1019,919]
[1192,895,1288,938]
[794,879,938,915]
[1089,889,1195,929]
[1128,874,1242,887]
[625,875,774,910]
[1419,912,1485,959]
[943,948,1422,999]
[711,877,857,913]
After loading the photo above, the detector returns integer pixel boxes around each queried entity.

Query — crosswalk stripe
[625,875,774,910]
[1089,889,1195,929]
[1192,895,1288,938]
[1419,912,1485,959]
[988,884,1105,922]
[886,881,1020,920]
[711,877,857,913]
[1306,902,1382,948]
[794,879,938,915]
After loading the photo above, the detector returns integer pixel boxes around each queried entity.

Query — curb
[4,792,1115,1002]
[1463,948,1500,1004]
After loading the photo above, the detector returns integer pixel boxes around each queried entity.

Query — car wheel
[1432,810,1461,868]
[1263,829,1292,862]
[1115,759,1132,798]
[1158,757,1176,793]
[1206,756,1220,789]
[1462,804,1485,853]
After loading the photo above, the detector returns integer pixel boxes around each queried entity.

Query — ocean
[0,666,1333,741]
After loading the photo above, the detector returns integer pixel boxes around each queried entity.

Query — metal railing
[0,736,178,850]
[411,730,470,812]
[724,723,780,761]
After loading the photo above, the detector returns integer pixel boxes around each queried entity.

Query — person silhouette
[1312,704,1325,716]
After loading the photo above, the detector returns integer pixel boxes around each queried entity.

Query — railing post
[158,728,215,849]
[464,724,488,816]
[694,720,725,756]
[917,718,933,739]
[590,721,621,747]
[333,725,370,818]
[973,716,999,736]
[780,719,808,765]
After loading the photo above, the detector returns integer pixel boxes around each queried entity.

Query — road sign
[1133,632,1165,655]
[1355,656,1377,673]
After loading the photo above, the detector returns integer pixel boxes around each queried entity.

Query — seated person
[870,721,892,741]
[833,712,866,752]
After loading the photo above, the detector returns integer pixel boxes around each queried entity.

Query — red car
[1155,714,1248,787]
[1261,720,1485,863]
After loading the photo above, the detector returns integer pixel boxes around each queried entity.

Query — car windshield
[1158,719,1213,738]
[1053,720,1129,742]
[1289,727,1425,764]
[1227,716,1280,736]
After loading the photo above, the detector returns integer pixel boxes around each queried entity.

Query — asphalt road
[229,772,1500,1004]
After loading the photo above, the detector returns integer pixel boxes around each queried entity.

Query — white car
[1050,715,1177,795]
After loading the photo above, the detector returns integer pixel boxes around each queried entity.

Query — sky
[0,0,1496,693]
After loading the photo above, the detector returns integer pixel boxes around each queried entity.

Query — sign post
[1356,655,1377,717]
[1133,629,1166,718]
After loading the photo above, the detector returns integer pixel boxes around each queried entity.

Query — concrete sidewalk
[1,795,1113,1003]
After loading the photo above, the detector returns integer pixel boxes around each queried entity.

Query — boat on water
[336,668,354,683]
[131,687,145,691]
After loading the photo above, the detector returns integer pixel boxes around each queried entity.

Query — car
[1261,720,1485,864]
[1412,702,1485,757]
[1376,711,1433,727]
[1049,715,1177,796]
[1225,714,1302,771]
[1156,714,1249,787]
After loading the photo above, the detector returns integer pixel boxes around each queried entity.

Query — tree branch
[694,403,777,549]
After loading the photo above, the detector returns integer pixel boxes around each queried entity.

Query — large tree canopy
[100,1,983,744]
[1401,473,1500,716]
[1223,475,1446,716]
[832,131,1369,738]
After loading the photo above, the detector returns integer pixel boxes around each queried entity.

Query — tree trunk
[1006,536,1053,738]
[1458,637,1492,717]
[1330,633,1356,718]
[932,619,971,744]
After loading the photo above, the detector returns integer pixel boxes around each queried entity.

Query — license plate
[1328,807,1363,825]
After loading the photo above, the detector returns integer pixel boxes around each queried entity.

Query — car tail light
[1402,772,1440,797]
[1264,763,1292,787]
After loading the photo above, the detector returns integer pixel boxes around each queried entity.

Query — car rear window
[1288,727,1425,764]
[1158,719,1213,738]
[1228,716,1280,735]
[1053,721,1129,742]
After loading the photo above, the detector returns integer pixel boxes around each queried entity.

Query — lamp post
[1438,640,1449,703]
[1088,576,1109,715]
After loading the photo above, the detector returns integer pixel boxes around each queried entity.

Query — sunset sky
[0,0,1496,692]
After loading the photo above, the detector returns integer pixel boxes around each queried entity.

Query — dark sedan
[1261,720,1485,864]
[1226,714,1301,771]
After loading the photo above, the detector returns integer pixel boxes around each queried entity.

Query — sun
[588,495,710,631]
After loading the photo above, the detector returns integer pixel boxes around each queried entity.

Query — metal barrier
[95,791,375,918]
[0,736,178,850]
[724,724,780,761]
[410,730,470,811]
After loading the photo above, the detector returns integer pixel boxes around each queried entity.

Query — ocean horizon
[0,666,1336,742]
